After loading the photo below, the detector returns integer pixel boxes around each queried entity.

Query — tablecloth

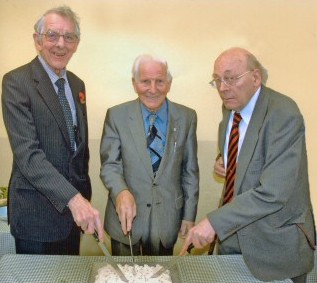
[0,254,300,283]
[0,220,15,258]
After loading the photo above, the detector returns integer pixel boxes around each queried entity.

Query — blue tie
[147,114,164,173]
[55,78,76,152]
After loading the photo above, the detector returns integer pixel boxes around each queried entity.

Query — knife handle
[93,231,99,242]
[187,243,194,254]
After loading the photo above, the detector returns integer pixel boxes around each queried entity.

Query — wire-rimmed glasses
[209,70,253,88]
[40,30,79,44]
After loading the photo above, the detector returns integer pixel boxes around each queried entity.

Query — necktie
[223,112,242,205]
[147,114,164,173]
[208,112,242,255]
[55,78,76,152]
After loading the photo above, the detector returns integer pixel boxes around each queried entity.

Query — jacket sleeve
[208,98,310,241]
[2,70,79,213]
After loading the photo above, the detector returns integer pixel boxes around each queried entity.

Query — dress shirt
[224,87,261,169]
[38,56,77,127]
[141,100,168,140]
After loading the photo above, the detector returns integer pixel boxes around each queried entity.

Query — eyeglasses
[40,30,79,43]
[209,70,253,88]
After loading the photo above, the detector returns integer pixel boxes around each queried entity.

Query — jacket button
[147,203,151,207]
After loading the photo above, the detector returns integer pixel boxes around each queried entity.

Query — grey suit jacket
[100,99,199,248]
[208,85,316,281]
[2,57,91,242]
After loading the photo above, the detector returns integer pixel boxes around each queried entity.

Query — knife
[128,231,135,263]
[93,231,129,282]
[150,243,194,279]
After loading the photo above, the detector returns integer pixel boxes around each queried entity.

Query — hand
[178,220,195,239]
[68,193,104,242]
[214,155,226,178]
[179,217,216,255]
[115,189,136,235]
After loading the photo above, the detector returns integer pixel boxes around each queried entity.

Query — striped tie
[208,113,242,255]
[223,112,242,205]
[147,114,164,173]
[55,78,76,152]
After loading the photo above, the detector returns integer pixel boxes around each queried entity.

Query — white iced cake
[94,263,172,283]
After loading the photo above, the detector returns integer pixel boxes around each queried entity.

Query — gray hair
[132,54,173,82]
[245,52,268,85]
[34,6,80,39]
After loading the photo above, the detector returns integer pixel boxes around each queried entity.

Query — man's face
[213,51,260,112]
[33,13,79,76]
[132,60,171,113]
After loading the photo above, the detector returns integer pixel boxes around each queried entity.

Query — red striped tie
[223,112,242,205]
[208,112,242,255]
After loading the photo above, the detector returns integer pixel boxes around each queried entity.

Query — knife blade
[127,231,135,263]
[93,231,129,282]
[150,243,194,279]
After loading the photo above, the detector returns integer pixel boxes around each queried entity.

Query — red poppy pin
[79,91,86,104]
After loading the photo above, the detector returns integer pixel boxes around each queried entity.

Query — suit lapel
[127,99,180,179]
[67,73,86,152]
[235,87,268,193]
[31,58,71,146]
[155,100,180,179]
[127,100,153,177]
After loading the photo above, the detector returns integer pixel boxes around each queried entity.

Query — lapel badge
[79,91,86,104]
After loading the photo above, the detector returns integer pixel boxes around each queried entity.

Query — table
[0,254,300,283]
[0,219,15,258]
[0,220,316,282]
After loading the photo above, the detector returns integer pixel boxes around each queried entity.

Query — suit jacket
[100,98,199,248]
[208,85,316,281]
[2,57,91,242]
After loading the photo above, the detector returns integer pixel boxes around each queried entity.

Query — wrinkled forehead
[213,52,248,76]
[139,60,167,76]
[44,13,76,31]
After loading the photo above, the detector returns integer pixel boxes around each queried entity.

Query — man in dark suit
[180,48,315,282]
[100,54,199,256]
[2,6,104,255]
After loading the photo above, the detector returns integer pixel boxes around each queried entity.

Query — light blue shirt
[38,56,77,127]
[224,87,261,169]
[141,100,168,139]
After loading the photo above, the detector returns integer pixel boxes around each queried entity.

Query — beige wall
[0,0,316,254]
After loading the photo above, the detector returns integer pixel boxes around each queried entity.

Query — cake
[94,263,172,283]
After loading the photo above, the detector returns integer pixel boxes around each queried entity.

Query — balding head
[212,47,266,111]
[215,48,268,84]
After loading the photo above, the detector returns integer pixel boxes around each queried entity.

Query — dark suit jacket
[208,85,316,281]
[100,99,199,248]
[2,57,91,242]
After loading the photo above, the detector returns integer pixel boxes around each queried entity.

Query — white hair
[132,54,173,82]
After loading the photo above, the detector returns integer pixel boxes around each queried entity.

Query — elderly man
[2,6,104,255]
[100,54,199,256]
[180,47,315,283]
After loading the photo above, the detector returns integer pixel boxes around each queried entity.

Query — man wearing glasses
[180,47,315,282]
[2,6,104,255]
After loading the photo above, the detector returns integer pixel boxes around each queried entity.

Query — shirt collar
[38,55,67,84]
[141,99,168,123]
[234,86,261,124]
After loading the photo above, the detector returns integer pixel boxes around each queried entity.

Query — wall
[0,0,316,255]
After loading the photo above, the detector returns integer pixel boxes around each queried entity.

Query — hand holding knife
[93,231,129,282]
[150,243,194,279]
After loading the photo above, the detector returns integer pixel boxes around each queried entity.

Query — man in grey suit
[180,48,315,282]
[2,6,104,255]
[100,54,199,256]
